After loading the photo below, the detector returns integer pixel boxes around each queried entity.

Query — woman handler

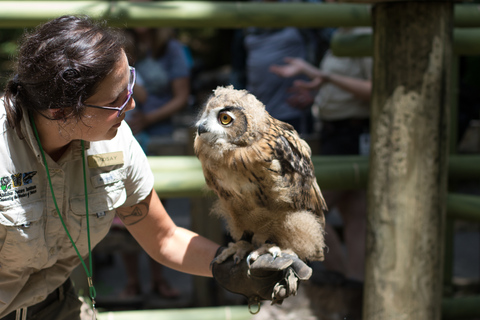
[0,15,309,320]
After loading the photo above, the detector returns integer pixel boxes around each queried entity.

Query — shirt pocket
[0,200,45,270]
[68,181,126,254]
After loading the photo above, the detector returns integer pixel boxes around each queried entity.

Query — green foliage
[0,28,23,92]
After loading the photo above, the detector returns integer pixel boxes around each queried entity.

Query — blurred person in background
[107,27,192,300]
[231,0,321,135]
[126,27,191,153]
[271,26,372,285]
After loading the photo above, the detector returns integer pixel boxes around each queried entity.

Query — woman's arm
[116,189,219,277]
[270,57,372,102]
[270,57,323,80]
[133,83,148,104]
[116,189,315,305]
[127,77,190,134]
[322,73,372,102]
[144,77,190,125]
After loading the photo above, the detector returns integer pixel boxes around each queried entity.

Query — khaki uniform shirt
[0,99,154,317]
[313,28,373,121]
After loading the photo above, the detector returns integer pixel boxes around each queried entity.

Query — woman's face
[66,51,135,143]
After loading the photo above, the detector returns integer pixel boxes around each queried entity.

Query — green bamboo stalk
[97,306,251,320]
[0,2,478,29]
[331,28,480,57]
[152,169,207,198]
[148,156,202,172]
[442,296,480,319]
[448,155,480,181]
[447,193,480,222]
[0,1,111,28]
[454,3,480,28]
[148,155,480,200]
[0,1,371,28]
[93,296,480,319]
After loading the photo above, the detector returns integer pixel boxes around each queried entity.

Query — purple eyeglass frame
[84,66,136,117]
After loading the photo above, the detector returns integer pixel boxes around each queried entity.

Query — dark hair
[3,15,126,137]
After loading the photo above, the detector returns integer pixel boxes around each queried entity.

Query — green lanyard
[30,114,97,310]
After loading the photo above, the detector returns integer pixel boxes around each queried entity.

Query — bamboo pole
[0,1,371,28]
[148,157,480,225]
[148,155,480,180]
[93,296,480,319]
[330,28,480,57]
[97,306,251,320]
[441,296,480,320]
[0,2,478,29]
[454,3,480,28]
[364,3,452,319]
[443,54,460,293]
[447,193,480,222]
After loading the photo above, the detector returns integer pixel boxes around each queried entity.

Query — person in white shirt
[270,27,372,284]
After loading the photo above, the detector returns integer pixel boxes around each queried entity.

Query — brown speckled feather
[194,86,326,261]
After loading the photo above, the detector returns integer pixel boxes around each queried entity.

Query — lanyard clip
[87,276,97,306]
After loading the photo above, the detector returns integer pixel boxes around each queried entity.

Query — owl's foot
[247,244,287,268]
[213,240,254,265]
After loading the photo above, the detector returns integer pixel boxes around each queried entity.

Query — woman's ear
[47,108,66,120]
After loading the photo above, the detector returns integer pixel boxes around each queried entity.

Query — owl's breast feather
[216,167,260,197]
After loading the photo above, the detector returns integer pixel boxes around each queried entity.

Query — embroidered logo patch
[0,171,38,202]
[11,173,23,188]
[23,171,37,185]
[1,176,11,192]
[0,171,37,191]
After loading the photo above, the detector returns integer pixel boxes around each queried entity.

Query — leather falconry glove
[212,248,312,313]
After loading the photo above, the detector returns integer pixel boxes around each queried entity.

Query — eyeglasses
[84,66,136,117]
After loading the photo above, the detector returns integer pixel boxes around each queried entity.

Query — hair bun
[62,68,81,81]
[10,74,22,96]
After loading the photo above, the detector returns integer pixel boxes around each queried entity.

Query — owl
[194,86,326,264]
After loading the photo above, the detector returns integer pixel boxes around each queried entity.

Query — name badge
[91,168,126,187]
[88,151,124,168]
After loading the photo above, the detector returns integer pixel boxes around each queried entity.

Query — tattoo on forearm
[117,202,149,226]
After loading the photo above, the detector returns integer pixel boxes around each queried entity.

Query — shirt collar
[19,108,91,165]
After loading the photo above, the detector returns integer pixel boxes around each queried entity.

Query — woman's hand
[270,57,331,89]
[269,57,309,78]
[292,77,324,91]
[286,87,315,109]
[212,248,312,308]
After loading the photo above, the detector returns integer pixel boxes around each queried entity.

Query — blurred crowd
[92,10,375,313]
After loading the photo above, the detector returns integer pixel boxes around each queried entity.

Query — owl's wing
[268,117,327,215]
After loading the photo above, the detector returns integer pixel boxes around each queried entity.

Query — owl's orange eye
[218,112,233,125]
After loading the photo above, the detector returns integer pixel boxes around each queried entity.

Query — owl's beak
[197,123,208,135]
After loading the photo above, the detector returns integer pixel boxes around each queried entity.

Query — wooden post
[364,2,452,319]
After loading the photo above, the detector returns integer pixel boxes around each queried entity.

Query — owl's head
[195,86,269,149]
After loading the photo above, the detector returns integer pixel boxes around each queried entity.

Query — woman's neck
[32,113,72,162]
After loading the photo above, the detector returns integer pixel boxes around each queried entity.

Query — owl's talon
[211,256,222,266]
[269,246,282,260]
[247,258,253,269]
[213,240,254,265]
[246,251,259,268]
